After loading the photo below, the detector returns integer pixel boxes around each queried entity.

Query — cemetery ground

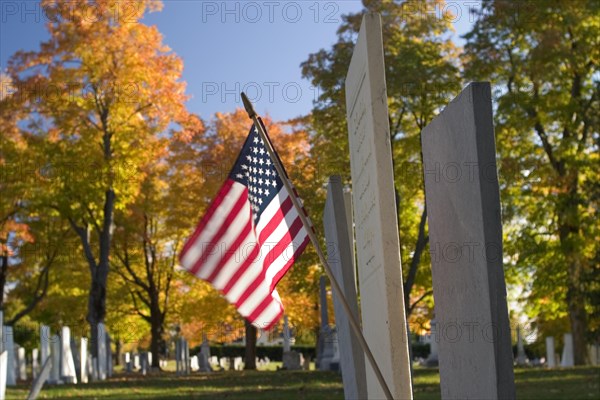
[4,366,598,399]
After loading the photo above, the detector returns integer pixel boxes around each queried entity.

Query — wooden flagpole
[241,92,393,400]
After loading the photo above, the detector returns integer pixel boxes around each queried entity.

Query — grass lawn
[4,366,599,399]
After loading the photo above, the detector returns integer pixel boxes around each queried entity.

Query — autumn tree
[301,0,461,320]
[463,0,599,364]
[6,0,194,354]
[111,118,204,369]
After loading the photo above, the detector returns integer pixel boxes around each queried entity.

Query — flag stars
[259,148,265,155]
[252,147,258,154]
[265,170,271,177]
[258,168,264,175]
[253,157,258,164]
[253,136,259,144]
[258,158,264,166]
[264,189,270,196]
[266,159,271,166]
[258,178,263,186]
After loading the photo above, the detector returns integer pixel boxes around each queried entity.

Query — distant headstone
[184,341,190,375]
[91,357,98,381]
[588,344,599,366]
[26,356,52,400]
[545,337,556,368]
[234,357,243,371]
[200,338,211,359]
[219,357,229,370]
[323,175,367,399]
[198,353,212,373]
[516,326,527,366]
[17,346,27,381]
[4,326,16,386]
[421,82,516,399]
[317,276,336,371]
[282,351,302,371]
[133,354,140,370]
[190,355,199,371]
[60,327,77,383]
[125,352,132,372]
[345,12,413,399]
[1,351,7,399]
[32,348,39,379]
[80,338,88,384]
[97,323,107,380]
[106,333,113,378]
[283,315,291,353]
[140,352,148,376]
[561,333,574,367]
[49,335,61,384]
[424,320,439,367]
[40,325,51,368]
[148,352,152,368]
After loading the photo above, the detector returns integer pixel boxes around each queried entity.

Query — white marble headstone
[345,12,412,399]
[60,326,78,383]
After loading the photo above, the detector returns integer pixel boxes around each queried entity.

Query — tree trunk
[88,278,107,358]
[244,320,257,370]
[150,307,164,369]
[559,173,587,365]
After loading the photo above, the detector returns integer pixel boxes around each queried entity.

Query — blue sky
[1,1,477,121]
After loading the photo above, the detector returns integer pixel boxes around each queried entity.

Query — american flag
[179,120,310,329]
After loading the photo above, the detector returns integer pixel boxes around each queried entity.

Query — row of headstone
[320,12,518,400]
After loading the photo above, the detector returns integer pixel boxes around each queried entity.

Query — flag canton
[230,125,283,224]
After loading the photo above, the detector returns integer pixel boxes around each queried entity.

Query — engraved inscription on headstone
[345,12,412,400]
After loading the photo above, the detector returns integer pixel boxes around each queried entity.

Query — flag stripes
[179,122,309,330]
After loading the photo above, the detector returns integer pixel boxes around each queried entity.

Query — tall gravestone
[49,335,61,384]
[106,333,113,377]
[421,82,516,399]
[516,326,527,365]
[40,325,51,368]
[80,338,88,383]
[545,337,556,368]
[323,175,367,400]
[345,12,412,399]
[60,326,77,383]
[561,333,574,367]
[17,346,27,381]
[32,348,39,379]
[97,323,107,380]
[4,326,16,386]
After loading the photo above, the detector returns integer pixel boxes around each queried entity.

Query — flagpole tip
[241,92,257,119]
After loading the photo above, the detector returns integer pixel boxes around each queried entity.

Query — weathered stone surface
[345,12,412,400]
[421,82,515,399]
